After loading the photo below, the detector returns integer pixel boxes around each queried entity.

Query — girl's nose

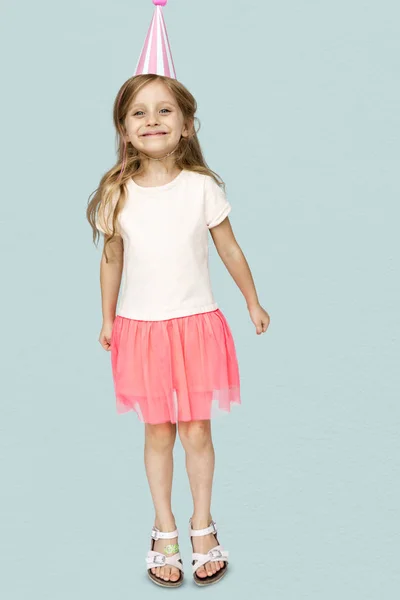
[145,113,160,126]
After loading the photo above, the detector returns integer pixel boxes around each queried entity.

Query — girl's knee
[178,419,211,451]
[145,422,176,450]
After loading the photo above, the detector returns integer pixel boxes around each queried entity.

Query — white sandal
[189,518,229,586]
[145,525,184,587]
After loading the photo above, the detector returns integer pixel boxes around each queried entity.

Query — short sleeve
[204,175,232,229]
[95,191,120,235]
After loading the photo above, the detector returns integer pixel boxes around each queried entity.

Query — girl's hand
[99,321,114,351]
[248,303,270,335]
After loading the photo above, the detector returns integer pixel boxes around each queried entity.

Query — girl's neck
[134,155,181,185]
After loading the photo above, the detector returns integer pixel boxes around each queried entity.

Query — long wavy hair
[86,73,225,262]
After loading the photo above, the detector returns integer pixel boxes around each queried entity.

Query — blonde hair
[86,73,225,261]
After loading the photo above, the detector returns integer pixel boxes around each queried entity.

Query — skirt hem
[115,392,241,424]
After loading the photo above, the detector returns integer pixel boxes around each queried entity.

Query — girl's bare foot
[190,516,225,579]
[150,519,181,583]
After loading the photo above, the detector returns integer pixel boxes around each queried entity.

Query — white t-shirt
[96,169,232,321]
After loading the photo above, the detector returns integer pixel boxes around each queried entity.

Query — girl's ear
[183,117,195,139]
[120,121,129,142]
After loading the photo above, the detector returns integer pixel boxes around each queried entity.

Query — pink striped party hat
[134,0,177,79]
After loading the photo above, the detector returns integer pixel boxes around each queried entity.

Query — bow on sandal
[189,518,229,586]
[146,525,184,587]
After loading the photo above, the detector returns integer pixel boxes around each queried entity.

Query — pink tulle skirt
[110,308,241,424]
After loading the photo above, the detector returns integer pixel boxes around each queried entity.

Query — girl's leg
[178,419,225,579]
[144,421,180,582]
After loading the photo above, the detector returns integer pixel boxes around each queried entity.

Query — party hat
[134,0,177,79]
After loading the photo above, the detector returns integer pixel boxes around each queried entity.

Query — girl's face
[124,79,190,158]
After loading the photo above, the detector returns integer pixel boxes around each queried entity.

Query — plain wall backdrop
[1,0,399,598]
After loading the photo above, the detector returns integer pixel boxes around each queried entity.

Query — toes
[151,567,156,575]
[163,566,170,581]
[155,567,160,578]
[219,560,225,569]
[196,566,207,578]
[170,567,180,582]
[215,562,220,571]
[205,561,213,577]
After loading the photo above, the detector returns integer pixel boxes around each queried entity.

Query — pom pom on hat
[153,0,168,5]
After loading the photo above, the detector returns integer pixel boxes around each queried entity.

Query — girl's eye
[133,109,171,116]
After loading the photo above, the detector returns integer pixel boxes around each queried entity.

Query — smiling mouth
[142,132,168,137]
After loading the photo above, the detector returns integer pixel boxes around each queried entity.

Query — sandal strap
[151,526,179,540]
[146,550,184,572]
[188,518,217,537]
[191,545,229,573]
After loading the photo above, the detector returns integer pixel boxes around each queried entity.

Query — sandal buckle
[153,554,166,565]
[208,548,223,559]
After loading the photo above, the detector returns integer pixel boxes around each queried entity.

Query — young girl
[87,7,269,590]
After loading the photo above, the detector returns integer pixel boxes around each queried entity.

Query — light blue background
[1,0,399,597]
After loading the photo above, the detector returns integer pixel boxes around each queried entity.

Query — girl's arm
[210,218,270,335]
[99,235,124,350]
